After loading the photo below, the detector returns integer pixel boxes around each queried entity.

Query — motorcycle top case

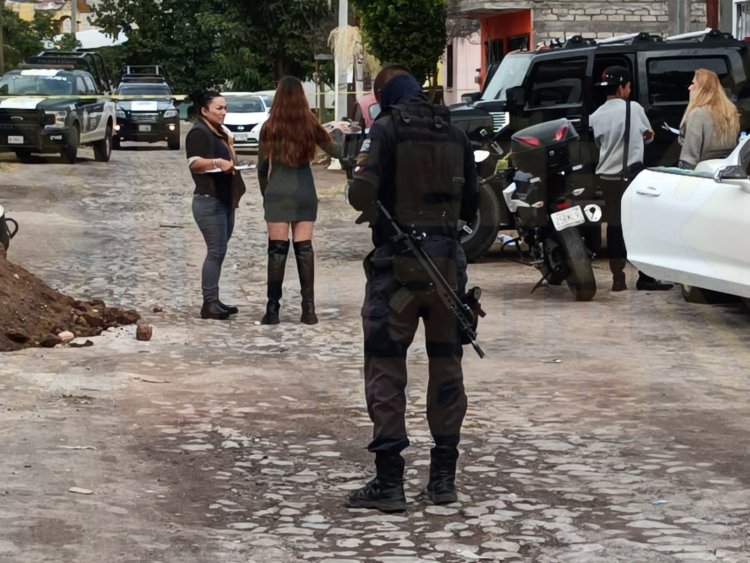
[510,118,581,176]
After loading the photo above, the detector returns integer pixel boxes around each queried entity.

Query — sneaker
[345,478,407,512]
[636,277,673,291]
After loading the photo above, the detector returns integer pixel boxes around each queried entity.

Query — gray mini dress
[262,161,318,222]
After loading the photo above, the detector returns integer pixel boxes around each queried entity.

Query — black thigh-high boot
[345,450,407,512]
[293,240,318,324]
[261,240,289,325]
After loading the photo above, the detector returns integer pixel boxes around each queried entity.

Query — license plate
[8,135,23,144]
[138,124,151,132]
[234,133,248,142]
[551,205,585,231]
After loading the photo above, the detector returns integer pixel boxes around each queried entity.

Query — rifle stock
[375,201,485,358]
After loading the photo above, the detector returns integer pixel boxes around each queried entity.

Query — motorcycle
[501,118,600,301]
[0,204,19,251]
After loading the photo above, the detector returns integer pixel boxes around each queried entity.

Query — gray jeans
[192,194,235,301]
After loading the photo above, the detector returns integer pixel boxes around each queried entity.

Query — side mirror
[506,86,526,109]
[715,164,750,193]
[461,92,481,104]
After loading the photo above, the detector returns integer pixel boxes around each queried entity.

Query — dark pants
[192,194,235,301]
[361,237,468,454]
[601,178,627,260]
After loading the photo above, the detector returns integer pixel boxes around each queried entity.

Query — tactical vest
[391,101,465,234]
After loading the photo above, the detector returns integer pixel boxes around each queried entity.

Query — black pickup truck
[0,51,116,163]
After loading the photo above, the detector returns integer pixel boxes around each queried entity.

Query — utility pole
[70,0,77,43]
[0,0,5,74]
[334,0,348,120]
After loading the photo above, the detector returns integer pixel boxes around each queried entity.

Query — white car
[622,137,750,302]
[222,93,271,149]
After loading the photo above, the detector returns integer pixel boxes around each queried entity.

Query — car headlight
[116,108,127,119]
[43,110,68,128]
[163,109,178,118]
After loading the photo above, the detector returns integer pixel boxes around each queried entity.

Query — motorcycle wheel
[461,182,501,262]
[558,227,596,301]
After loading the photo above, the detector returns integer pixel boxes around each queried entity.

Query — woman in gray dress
[258,76,334,325]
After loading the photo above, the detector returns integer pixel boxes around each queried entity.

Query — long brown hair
[680,68,739,145]
[259,76,330,167]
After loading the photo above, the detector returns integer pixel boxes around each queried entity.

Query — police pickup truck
[0,51,116,163]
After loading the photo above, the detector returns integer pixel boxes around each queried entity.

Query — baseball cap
[596,66,632,87]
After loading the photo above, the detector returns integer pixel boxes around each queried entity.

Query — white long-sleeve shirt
[590,98,653,176]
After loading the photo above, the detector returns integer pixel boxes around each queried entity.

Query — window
[508,34,529,52]
[528,58,587,108]
[486,39,504,66]
[647,57,729,104]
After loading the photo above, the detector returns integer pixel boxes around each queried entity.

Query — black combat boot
[294,240,318,325]
[346,451,406,512]
[261,240,290,325]
[201,299,230,320]
[609,258,627,292]
[424,445,459,505]
[636,271,674,291]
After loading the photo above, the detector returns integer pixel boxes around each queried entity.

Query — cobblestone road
[1,133,750,562]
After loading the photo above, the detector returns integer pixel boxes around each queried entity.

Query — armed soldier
[346,65,479,512]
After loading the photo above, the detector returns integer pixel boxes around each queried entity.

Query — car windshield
[116,84,171,96]
[0,74,74,96]
[480,53,533,101]
[258,94,273,108]
[227,97,265,113]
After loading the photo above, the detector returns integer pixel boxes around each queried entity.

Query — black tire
[461,181,501,262]
[14,150,33,162]
[167,134,180,150]
[558,227,597,301]
[112,136,121,150]
[680,284,738,304]
[61,124,79,164]
[93,123,113,162]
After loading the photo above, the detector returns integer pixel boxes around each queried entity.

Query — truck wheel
[680,284,737,304]
[461,182,501,262]
[93,124,113,162]
[14,150,33,162]
[167,134,180,150]
[558,227,596,301]
[61,124,79,164]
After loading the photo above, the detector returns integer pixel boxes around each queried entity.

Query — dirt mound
[0,250,140,352]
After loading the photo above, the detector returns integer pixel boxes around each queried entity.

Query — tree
[350,0,447,86]
[91,0,335,93]
[0,6,57,71]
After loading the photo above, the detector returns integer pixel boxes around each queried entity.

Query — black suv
[451,29,750,259]
[113,65,180,150]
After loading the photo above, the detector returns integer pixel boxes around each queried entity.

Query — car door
[622,165,750,298]
[77,75,104,143]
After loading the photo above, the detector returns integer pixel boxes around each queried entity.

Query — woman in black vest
[186,90,246,319]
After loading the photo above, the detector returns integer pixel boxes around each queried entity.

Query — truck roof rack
[119,64,170,85]
[22,50,114,94]
[665,28,734,42]
[598,32,664,45]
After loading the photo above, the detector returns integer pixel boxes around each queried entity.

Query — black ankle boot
[218,301,238,315]
[636,272,673,291]
[424,446,458,505]
[260,240,289,324]
[201,300,230,320]
[346,451,406,512]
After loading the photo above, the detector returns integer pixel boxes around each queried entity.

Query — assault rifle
[376,201,486,358]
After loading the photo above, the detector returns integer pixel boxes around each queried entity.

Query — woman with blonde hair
[257,76,334,325]
[678,68,740,169]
